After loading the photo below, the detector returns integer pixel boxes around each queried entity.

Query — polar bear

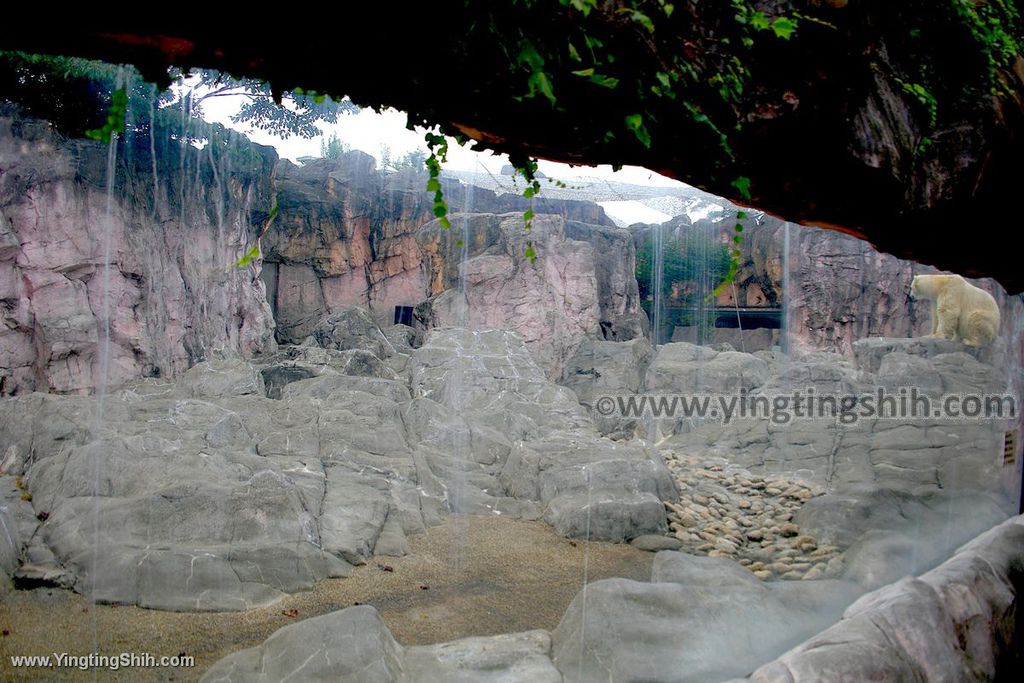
[910,274,1000,347]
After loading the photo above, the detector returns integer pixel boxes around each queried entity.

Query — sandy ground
[0,515,653,682]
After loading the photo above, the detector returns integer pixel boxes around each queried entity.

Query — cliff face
[0,111,277,395]
[261,153,629,347]
[415,213,645,378]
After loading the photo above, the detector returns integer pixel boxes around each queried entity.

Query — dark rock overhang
[6,3,1024,291]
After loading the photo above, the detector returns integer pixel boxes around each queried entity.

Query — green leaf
[624,113,652,148]
[731,176,752,202]
[572,68,595,77]
[426,178,442,192]
[234,243,262,268]
[750,11,771,31]
[517,41,545,70]
[433,203,448,218]
[524,242,537,263]
[733,235,743,244]
[663,3,674,18]
[588,73,619,89]
[736,211,748,219]
[524,210,535,222]
[630,10,655,33]
[528,71,557,105]
[568,41,581,62]
[772,17,798,39]
[439,217,451,229]
[523,186,538,199]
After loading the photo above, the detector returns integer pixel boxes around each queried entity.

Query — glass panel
[0,54,1018,682]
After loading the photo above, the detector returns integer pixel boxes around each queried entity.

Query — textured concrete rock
[661,334,1012,495]
[417,213,605,378]
[561,337,655,437]
[545,491,667,541]
[646,342,770,393]
[200,605,404,683]
[311,307,396,359]
[551,573,852,683]
[404,630,561,683]
[747,516,1024,683]
[180,359,266,399]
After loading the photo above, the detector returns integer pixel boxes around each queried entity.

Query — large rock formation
[0,311,677,608]
[416,213,645,378]
[0,109,277,396]
[261,154,622,345]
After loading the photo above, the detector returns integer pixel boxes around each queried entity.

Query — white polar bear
[910,274,1000,347]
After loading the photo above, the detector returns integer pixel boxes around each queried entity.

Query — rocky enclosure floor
[662,453,843,581]
[0,516,650,683]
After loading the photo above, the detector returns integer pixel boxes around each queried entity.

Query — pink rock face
[262,156,627,342]
[417,213,605,378]
[0,114,277,395]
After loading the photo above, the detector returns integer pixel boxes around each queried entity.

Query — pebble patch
[662,453,844,581]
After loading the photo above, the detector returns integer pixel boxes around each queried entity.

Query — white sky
[195,92,687,188]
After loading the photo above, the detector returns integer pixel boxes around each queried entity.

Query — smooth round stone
[780,523,800,537]
[630,535,684,552]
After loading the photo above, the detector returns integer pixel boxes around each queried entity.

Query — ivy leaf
[630,10,655,33]
[234,243,261,268]
[750,11,771,31]
[568,41,581,62]
[524,242,537,263]
[736,211,748,219]
[439,217,451,229]
[524,186,538,199]
[426,178,442,192]
[625,113,652,148]
[517,41,545,70]
[524,210,536,222]
[731,176,752,202]
[433,203,448,218]
[527,71,557,105]
[772,17,798,39]
[588,73,619,89]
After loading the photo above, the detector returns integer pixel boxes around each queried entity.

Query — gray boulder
[180,359,265,398]
[200,605,404,682]
[404,630,561,683]
[312,307,396,359]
